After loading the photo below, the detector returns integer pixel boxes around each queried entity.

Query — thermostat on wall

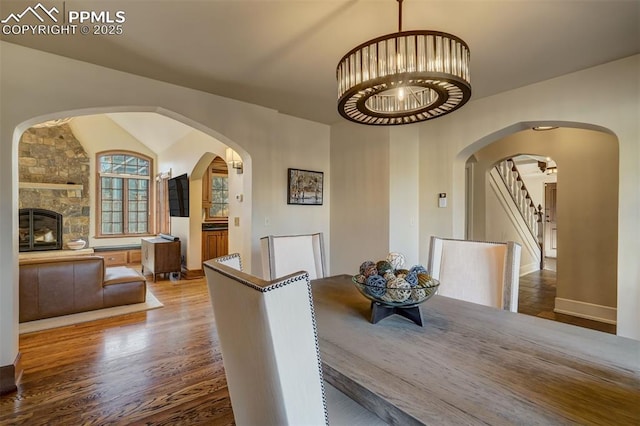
[438,193,447,208]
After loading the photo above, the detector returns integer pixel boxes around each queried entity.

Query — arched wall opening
[456,121,619,325]
[23,108,251,269]
[2,106,253,371]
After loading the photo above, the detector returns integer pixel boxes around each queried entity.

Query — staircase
[489,158,543,274]
[494,159,543,246]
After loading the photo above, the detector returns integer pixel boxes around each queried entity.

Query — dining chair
[203,254,386,426]
[260,232,326,280]
[427,237,521,312]
[212,252,242,270]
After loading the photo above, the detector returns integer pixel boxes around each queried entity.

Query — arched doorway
[460,122,618,332]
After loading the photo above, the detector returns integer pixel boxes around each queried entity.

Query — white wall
[389,126,420,268]
[331,55,639,339]
[330,122,390,275]
[157,129,248,271]
[0,42,330,369]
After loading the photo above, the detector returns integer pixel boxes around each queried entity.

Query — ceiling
[1,0,639,125]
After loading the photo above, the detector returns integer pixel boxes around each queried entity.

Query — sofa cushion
[103,266,145,286]
[103,266,146,308]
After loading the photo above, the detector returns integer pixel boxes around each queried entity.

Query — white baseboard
[554,297,617,324]
[519,261,539,276]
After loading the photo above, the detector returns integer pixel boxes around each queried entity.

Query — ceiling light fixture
[336,0,471,125]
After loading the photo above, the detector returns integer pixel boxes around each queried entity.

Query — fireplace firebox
[19,208,63,252]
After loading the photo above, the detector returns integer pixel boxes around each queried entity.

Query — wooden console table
[311,275,639,425]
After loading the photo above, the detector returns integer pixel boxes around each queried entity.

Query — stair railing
[495,159,543,246]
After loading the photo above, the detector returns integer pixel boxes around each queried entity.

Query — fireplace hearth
[19,208,63,252]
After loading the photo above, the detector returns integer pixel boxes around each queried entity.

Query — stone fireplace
[19,208,63,252]
[18,123,90,249]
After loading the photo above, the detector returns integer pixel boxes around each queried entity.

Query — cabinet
[141,237,181,282]
[102,251,127,266]
[202,230,228,262]
[94,248,141,267]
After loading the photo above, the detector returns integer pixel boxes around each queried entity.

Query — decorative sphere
[354,274,366,284]
[359,261,375,275]
[395,268,410,278]
[386,252,406,270]
[376,260,393,275]
[386,277,411,302]
[410,287,427,302]
[410,265,429,275]
[417,273,435,288]
[365,275,387,298]
[404,271,418,287]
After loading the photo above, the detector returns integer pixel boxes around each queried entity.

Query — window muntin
[97,152,151,236]
[209,175,229,218]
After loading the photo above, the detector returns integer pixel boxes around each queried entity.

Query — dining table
[311,275,640,425]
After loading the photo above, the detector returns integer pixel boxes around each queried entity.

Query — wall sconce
[225,148,243,174]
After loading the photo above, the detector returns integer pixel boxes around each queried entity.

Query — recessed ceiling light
[532,126,558,131]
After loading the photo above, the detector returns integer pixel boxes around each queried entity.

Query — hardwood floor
[2,266,618,424]
[0,276,235,425]
[518,266,617,334]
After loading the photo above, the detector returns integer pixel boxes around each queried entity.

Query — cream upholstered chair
[203,254,385,426]
[427,237,522,312]
[260,232,326,280]
[213,252,242,270]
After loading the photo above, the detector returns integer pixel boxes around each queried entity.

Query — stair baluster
[495,159,541,247]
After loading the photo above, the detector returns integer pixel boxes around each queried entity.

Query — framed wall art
[287,168,323,205]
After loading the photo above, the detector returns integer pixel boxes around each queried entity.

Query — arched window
[96,151,152,237]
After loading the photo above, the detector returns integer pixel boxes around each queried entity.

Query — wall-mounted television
[168,173,190,217]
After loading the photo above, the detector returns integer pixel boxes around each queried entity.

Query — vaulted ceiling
[2,0,639,126]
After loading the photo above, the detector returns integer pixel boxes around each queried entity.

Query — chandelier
[336,0,471,125]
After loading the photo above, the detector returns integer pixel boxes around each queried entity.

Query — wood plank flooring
[0,276,235,425]
[518,267,616,334]
[1,267,618,424]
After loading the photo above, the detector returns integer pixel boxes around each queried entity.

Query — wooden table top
[311,275,640,425]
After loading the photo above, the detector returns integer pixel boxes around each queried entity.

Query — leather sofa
[19,255,147,323]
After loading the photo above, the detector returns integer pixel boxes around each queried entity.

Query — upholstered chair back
[260,232,326,280]
[213,252,242,271]
[428,237,521,312]
[203,256,328,425]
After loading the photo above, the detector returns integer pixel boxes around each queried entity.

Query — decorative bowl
[352,273,439,308]
[67,239,86,250]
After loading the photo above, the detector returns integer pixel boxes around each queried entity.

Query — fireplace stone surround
[18,123,90,248]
